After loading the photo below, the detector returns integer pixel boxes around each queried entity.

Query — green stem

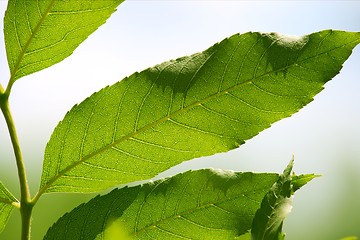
[4,77,15,97]
[0,96,33,240]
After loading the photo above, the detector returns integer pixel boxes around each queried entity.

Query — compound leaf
[0,181,19,234]
[44,169,279,240]
[40,30,360,193]
[4,0,124,83]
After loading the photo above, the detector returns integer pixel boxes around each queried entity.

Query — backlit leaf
[44,169,279,240]
[292,173,320,192]
[0,181,19,234]
[4,0,124,82]
[251,160,317,240]
[40,30,360,193]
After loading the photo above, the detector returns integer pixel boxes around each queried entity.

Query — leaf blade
[0,181,19,234]
[4,0,124,82]
[43,169,279,240]
[40,30,360,193]
[250,160,317,240]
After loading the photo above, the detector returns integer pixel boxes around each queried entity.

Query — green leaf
[40,30,360,193]
[0,181,19,234]
[4,0,124,82]
[44,169,279,240]
[292,173,320,192]
[250,160,316,240]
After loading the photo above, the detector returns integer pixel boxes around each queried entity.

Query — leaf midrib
[38,36,360,196]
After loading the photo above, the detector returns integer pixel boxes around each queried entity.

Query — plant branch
[0,98,33,240]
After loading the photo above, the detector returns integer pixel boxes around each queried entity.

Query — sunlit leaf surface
[44,169,279,239]
[40,30,360,193]
[44,166,316,240]
[4,0,124,82]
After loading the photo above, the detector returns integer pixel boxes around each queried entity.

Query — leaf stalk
[0,98,32,240]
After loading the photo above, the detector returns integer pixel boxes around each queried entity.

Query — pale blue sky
[0,1,360,239]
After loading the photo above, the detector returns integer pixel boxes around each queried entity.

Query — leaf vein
[79,90,108,160]
[235,34,262,85]
[134,82,156,131]
[178,215,225,231]
[168,118,234,139]
[218,37,242,92]
[152,225,192,239]
[226,92,288,114]
[23,20,105,56]
[82,162,134,174]
[112,77,135,143]
[48,5,115,15]
[253,37,280,79]
[181,51,216,109]
[199,103,267,127]
[130,137,198,153]
[62,174,121,183]
[111,146,168,164]
[210,203,238,215]
[134,181,164,233]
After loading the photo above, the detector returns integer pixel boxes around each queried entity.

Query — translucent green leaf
[251,160,316,240]
[292,173,320,192]
[40,30,360,193]
[0,181,19,234]
[44,169,279,240]
[4,0,124,82]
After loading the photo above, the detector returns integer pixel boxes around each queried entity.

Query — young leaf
[4,0,124,83]
[44,169,279,240]
[251,160,317,240]
[0,181,19,234]
[292,173,320,192]
[39,30,360,194]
